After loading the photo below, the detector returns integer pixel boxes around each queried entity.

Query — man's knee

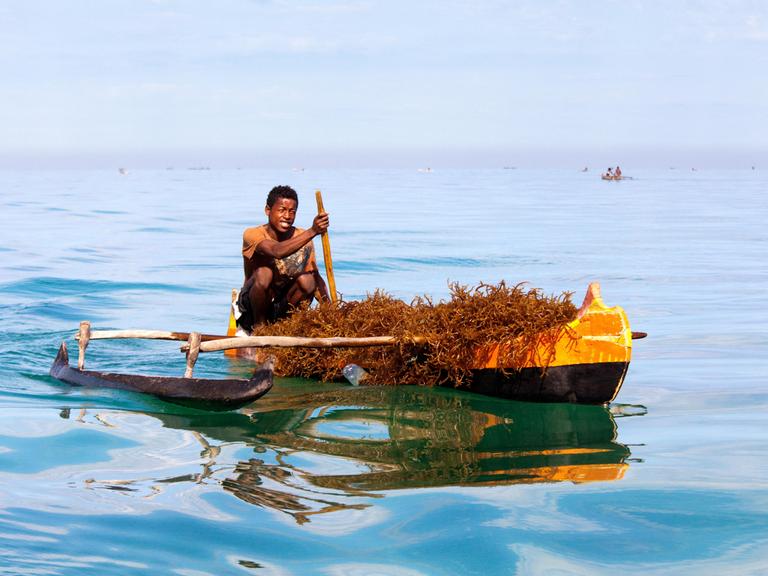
[250,267,273,290]
[295,272,316,296]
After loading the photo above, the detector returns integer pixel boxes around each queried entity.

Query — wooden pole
[75,329,229,342]
[78,328,646,343]
[181,334,427,353]
[184,332,202,378]
[180,331,647,353]
[315,190,338,303]
[77,321,91,370]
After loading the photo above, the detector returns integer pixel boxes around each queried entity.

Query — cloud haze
[0,0,765,167]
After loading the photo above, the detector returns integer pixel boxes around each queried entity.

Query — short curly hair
[266,185,298,208]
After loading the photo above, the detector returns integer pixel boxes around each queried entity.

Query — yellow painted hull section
[475,282,632,370]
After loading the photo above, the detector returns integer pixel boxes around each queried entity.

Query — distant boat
[118,168,128,176]
[602,167,628,181]
[418,167,433,173]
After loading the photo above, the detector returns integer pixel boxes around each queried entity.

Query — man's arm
[256,212,329,259]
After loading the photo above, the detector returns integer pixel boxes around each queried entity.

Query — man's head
[265,185,299,235]
[266,185,298,208]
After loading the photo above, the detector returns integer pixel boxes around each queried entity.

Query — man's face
[266,197,298,234]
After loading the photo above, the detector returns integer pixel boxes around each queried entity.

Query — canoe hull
[225,282,634,405]
[469,361,629,404]
[468,282,632,404]
[50,342,273,410]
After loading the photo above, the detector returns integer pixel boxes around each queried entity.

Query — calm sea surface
[1,168,766,575]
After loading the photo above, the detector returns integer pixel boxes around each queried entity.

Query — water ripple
[0,277,202,297]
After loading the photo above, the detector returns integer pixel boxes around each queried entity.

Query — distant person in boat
[614,166,622,179]
[603,167,614,180]
[235,185,329,334]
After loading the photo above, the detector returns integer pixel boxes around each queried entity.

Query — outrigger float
[50,283,644,408]
[50,324,274,410]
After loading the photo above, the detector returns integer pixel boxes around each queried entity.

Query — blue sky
[0,0,766,168]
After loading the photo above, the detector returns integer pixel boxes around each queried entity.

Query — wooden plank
[180,334,427,353]
[78,321,91,370]
[75,329,229,342]
[181,331,645,353]
[184,332,202,378]
[75,325,645,355]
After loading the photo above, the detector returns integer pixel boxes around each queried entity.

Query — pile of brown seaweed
[250,281,577,386]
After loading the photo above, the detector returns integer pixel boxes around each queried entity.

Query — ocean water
[0,168,766,575]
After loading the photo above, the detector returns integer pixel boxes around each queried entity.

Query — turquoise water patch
[311,417,391,442]
[0,277,200,297]
[334,259,399,273]
[0,428,139,474]
[12,301,101,322]
[518,488,768,566]
[5,264,48,272]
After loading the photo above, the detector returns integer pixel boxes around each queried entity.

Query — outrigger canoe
[223,282,642,405]
[50,337,274,410]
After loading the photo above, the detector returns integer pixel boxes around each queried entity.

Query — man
[235,185,330,333]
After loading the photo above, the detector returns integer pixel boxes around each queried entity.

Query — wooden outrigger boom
[53,322,274,409]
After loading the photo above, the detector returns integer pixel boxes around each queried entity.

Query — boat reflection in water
[154,385,642,524]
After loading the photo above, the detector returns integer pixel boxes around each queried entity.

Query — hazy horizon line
[0,146,764,170]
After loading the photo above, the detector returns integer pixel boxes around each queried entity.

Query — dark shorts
[236,275,295,333]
